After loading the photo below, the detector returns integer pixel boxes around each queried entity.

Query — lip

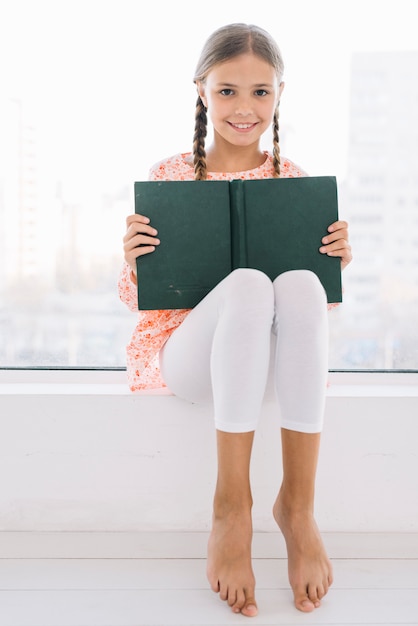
[228,121,258,132]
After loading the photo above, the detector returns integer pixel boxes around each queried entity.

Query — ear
[196,81,208,109]
[277,81,285,105]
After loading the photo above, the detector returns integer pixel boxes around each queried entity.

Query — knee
[223,268,274,314]
[275,269,325,298]
[229,267,274,299]
[273,270,327,325]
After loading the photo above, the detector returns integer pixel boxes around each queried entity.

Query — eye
[254,89,268,96]
[220,88,234,96]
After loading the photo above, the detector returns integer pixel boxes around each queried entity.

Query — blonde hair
[193,23,284,180]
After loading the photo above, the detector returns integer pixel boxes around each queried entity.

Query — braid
[193,97,208,180]
[272,106,281,178]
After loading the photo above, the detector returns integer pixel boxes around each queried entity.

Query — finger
[127,245,157,262]
[126,213,150,228]
[327,220,348,233]
[321,228,349,246]
[124,233,160,252]
[123,223,159,244]
[322,245,352,270]
[124,243,158,271]
[321,240,350,260]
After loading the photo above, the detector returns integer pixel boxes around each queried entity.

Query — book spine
[229,180,248,269]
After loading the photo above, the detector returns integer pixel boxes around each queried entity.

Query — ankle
[274,486,314,520]
[213,490,253,520]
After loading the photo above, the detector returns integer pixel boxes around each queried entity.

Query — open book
[134,177,342,310]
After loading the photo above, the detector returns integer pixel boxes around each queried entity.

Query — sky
[0,0,417,197]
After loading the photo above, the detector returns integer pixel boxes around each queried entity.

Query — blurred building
[0,98,54,287]
[340,51,418,367]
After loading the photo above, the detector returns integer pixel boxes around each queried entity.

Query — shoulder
[257,153,308,178]
[279,156,309,178]
[148,152,195,181]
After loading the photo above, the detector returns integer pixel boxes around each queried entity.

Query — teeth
[232,123,253,129]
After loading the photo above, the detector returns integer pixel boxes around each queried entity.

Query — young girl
[120,23,352,618]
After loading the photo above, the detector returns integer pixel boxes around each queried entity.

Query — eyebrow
[216,82,274,89]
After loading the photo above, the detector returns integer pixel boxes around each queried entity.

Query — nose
[234,96,253,116]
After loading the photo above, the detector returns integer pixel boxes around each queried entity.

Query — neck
[205,140,266,173]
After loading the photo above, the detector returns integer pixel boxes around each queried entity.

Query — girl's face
[197,53,283,149]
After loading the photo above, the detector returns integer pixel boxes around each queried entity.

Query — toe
[294,586,316,612]
[316,582,326,600]
[296,597,316,612]
[210,580,219,593]
[227,588,237,608]
[219,583,228,602]
[307,582,321,607]
[241,596,258,617]
[207,569,219,593]
[232,588,258,617]
[231,588,245,613]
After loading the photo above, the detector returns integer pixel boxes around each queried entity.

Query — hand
[123,213,160,276]
[319,220,352,271]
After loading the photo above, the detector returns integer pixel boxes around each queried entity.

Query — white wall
[0,372,417,532]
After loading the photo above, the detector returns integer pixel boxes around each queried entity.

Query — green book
[134,177,342,310]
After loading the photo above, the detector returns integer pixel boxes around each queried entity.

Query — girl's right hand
[123,213,160,276]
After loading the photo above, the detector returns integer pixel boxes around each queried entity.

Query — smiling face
[197,53,283,150]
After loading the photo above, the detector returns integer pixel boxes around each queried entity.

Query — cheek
[207,97,228,117]
[262,102,277,124]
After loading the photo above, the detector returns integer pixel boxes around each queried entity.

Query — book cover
[134,177,342,309]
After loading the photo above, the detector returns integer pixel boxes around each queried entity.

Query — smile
[228,122,257,130]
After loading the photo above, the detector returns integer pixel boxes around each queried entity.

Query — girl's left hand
[320,220,352,271]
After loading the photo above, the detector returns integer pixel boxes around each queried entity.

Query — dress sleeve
[118,261,138,312]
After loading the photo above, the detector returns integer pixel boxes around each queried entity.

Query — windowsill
[0,369,417,533]
[0,369,417,397]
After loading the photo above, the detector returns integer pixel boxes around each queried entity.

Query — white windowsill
[1,368,417,533]
[0,369,417,396]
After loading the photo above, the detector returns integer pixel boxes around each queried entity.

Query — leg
[160,268,274,432]
[273,430,333,611]
[271,271,333,611]
[208,430,257,617]
[160,269,274,616]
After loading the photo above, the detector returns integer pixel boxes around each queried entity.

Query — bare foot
[273,492,333,612]
[207,508,258,617]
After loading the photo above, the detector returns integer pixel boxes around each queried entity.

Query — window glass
[0,0,417,369]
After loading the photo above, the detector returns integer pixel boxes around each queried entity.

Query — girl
[120,23,352,618]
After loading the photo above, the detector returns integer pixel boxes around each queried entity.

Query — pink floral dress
[118,152,308,391]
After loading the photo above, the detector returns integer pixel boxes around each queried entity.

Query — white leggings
[159,268,329,434]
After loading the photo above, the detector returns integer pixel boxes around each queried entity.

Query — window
[1,0,417,370]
